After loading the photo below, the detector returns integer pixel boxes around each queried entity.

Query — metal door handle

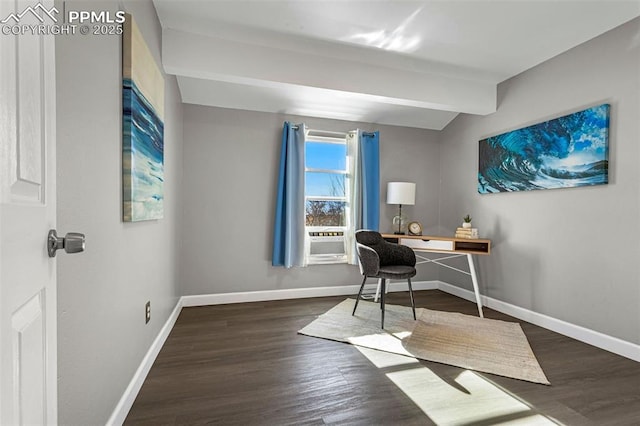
[48,229,85,258]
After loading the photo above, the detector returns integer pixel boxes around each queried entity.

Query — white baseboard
[106,299,184,426]
[181,280,439,307]
[437,281,640,362]
[110,279,638,424]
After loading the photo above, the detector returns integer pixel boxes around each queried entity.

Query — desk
[380,234,491,318]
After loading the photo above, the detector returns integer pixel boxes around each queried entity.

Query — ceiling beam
[162,28,497,116]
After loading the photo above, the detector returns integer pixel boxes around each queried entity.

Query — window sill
[307,255,348,266]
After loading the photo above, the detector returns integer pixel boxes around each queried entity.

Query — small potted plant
[462,214,472,228]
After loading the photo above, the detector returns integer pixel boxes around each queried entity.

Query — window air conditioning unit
[306,230,346,263]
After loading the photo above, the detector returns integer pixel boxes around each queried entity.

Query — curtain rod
[289,125,375,137]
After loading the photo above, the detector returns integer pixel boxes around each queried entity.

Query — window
[304,130,350,264]
[272,121,379,268]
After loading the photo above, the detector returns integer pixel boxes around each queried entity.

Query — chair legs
[407,277,416,320]
[352,275,368,316]
[353,276,415,329]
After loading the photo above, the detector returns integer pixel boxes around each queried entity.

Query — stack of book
[455,227,479,239]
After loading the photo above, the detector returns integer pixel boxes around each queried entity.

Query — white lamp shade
[386,182,416,205]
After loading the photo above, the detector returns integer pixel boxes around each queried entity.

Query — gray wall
[181,105,440,295]
[56,1,183,424]
[438,18,640,344]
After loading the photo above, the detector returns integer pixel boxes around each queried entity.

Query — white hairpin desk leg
[374,278,382,302]
[467,253,484,318]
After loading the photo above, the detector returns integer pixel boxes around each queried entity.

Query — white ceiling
[153,0,640,130]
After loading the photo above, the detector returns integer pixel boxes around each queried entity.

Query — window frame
[304,131,350,265]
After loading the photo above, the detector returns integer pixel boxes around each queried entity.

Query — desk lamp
[386,182,415,234]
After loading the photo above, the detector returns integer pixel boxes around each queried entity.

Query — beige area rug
[298,299,550,385]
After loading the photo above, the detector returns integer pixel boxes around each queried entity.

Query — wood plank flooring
[125,290,640,425]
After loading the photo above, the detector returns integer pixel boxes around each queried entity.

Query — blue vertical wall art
[122,13,165,221]
[478,104,609,194]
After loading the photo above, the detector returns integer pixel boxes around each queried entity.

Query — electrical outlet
[145,301,151,324]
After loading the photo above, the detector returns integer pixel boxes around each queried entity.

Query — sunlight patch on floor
[348,332,413,357]
[355,346,562,425]
[355,346,419,369]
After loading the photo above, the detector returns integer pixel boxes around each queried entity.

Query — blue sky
[305,142,346,196]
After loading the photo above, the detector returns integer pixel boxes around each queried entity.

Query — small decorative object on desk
[455,227,479,239]
[408,221,423,236]
[462,214,472,229]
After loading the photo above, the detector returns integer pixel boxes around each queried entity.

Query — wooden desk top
[381,233,491,255]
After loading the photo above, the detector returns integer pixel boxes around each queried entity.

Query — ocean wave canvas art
[122,13,164,221]
[478,104,609,194]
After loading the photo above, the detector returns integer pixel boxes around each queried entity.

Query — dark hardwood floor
[125,290,640,425]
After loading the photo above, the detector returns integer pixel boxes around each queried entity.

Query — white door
[1,0,58,424]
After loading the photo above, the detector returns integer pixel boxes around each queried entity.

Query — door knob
[47,229,85,258]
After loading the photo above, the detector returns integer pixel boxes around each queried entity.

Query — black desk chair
[353,230,417,328]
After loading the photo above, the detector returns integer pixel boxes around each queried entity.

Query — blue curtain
[346,130,380,264]
[272,122,306,267]
[359,131,380,230]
